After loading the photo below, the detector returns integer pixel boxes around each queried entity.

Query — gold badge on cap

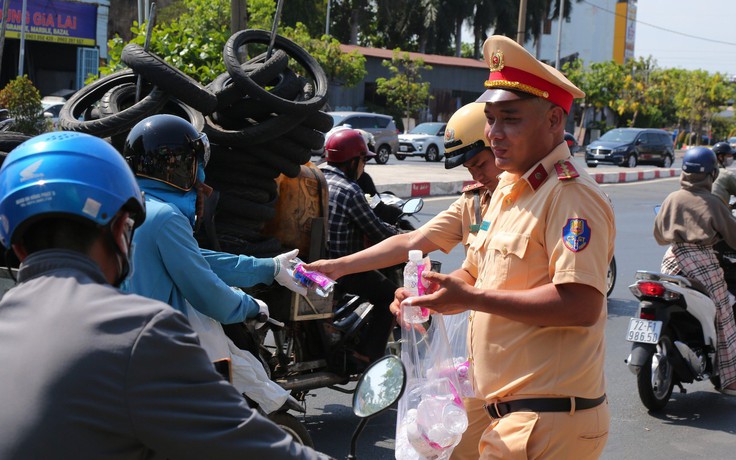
[489,50,505,72]
[444,128,455,143]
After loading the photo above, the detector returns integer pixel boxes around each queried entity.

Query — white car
[397,122,447,162]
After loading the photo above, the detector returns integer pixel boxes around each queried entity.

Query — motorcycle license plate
[626,318,662,344]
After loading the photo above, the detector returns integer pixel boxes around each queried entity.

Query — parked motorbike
[625,242,736,411]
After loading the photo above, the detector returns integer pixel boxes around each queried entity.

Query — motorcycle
[229,196,425,411]
[624,242,736,411]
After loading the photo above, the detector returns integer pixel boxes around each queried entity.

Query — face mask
[726,157,734,167]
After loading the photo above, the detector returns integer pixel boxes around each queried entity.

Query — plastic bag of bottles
[395,314,468,460]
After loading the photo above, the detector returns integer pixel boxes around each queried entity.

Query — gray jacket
[654,172,736,248]
[0,249,330,460]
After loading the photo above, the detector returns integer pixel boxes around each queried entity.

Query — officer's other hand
[272,249,308,296]
[400,271,471,315]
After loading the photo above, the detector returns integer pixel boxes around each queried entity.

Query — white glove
[254,299,270,329]
[273,249,308,296]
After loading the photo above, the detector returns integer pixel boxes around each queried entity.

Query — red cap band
[485,66,574,113]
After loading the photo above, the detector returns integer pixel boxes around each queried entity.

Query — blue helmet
[682,146,717,174]
[0,132,145,247]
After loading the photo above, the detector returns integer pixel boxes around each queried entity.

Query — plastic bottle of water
[403,250,429,323]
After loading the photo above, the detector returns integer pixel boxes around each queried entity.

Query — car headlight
[612,146,628,154]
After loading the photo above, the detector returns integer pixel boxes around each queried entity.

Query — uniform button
[502,246,508,256]
[504,198,512,205]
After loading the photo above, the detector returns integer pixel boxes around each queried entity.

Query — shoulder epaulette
[554,159,579,181]
[462,182,484,193]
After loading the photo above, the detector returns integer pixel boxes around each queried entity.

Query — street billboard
[1,0,97,46]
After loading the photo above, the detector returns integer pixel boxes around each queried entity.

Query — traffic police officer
[398,35,615,459]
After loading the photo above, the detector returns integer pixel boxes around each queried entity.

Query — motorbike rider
[0,132,330,459]
[122,114,306,324]
[320,128,401,366]
[654,146,736,395]
[711,141,736,206]
[306,102,502,460]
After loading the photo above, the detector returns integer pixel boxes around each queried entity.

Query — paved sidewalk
[366,156,679,198]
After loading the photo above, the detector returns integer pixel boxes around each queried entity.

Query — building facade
[0,0,109,96]
[527,0,636,67]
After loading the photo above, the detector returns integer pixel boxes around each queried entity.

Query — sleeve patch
[562,218,590,252]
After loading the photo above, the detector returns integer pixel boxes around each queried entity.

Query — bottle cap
[408,249,423,261]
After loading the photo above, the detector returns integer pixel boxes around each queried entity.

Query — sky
[634,0,736,77]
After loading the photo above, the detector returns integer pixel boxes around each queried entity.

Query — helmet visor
[133,143,198,191]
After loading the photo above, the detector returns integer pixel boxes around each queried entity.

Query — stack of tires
[57,29,332,257]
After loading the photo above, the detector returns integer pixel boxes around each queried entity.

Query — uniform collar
[498,141,570,192]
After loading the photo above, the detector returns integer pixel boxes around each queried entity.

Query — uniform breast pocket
[487,232,530,286]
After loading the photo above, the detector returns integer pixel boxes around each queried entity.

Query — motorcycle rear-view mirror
[352,355,406,418]
[401,198,423,215]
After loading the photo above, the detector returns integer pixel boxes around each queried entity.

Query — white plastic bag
[443,311,474,398]
[184,301,289,414]
[395,314,468,460]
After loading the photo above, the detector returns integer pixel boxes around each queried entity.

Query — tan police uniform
[463,145,614,459]
[459,34,615,459]
[418,181,492,460]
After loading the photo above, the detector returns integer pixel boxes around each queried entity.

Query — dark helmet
[682,146,717,174]
[444,103,491,169]
[324,129,376,163]
[123,114,210,191]
[712,141,733,157]
[0,132,145,247]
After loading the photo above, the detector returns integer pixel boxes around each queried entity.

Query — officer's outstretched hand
[399,271,473,316]
[272,249,308,296]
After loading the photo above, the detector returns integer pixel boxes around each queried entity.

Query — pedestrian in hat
[395,35,615,459]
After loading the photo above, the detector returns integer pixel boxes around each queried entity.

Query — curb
[375,168,679,198]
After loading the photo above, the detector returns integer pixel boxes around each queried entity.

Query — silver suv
[327,111,399,164]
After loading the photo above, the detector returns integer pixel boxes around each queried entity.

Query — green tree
[100,0,366,89]
[0,76,47,135]
[375,50,432,131]
[563,59,625,130]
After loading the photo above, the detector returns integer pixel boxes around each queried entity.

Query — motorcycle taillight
[629,280,681,301]
[638,282,666,296]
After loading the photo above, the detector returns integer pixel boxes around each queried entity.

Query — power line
[581,0,736,47]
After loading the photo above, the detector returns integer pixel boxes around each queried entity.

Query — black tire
[625,154,638,168]
[394,154,407,161]
[267,412,314,448]
[660,154,673,168]
[203,112,307,146]
[637,335,675,412]
[606,256,617,297]
[216,67,304,122]
[285,124,326,151]
[374,144,391,164]
[159,98,205,132]
[265,137,313,165]
[208,49,289,108]
[0,131,31,152]
[300,110,334,132]
[59,69,167,138]
[121,43,218,114]
[217,195,276,221]
[248,146,302,178]
[425,145,440,162]
[223,30,328,114]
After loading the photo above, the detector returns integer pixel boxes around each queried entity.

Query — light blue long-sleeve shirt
[123,179,275,324]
